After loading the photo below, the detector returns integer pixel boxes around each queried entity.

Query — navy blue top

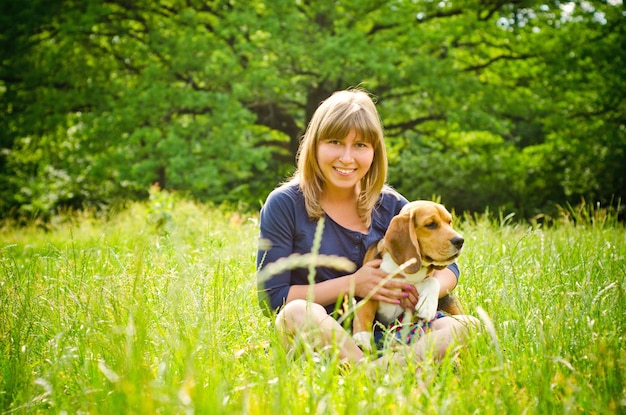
[256,182,459,316]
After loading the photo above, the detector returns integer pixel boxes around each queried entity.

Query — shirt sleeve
[447,262,460,280]
[256,188,298,314]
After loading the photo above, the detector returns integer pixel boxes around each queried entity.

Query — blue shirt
[256,182,459,315]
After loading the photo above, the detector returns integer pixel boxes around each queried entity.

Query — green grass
[1,194,624,414]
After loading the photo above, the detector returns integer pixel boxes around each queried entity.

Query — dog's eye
[425,222,438,229]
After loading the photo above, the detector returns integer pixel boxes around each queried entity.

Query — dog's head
[384,201,464,274]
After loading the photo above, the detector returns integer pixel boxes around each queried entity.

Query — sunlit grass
[1,194,624,414]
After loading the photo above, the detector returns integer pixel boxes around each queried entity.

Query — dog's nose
[450,236,464,250]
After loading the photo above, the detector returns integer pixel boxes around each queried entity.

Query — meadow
[1,190,624,414]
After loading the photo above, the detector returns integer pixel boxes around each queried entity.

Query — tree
[1,0,623,219]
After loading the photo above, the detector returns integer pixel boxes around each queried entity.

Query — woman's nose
[339,146,354,163]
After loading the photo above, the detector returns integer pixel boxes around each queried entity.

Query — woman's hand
[399,284,418,311]
[350,259,419,306]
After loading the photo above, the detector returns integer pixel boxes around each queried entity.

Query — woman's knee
[275,300,328,333]
[432,315,480,337]
[453,315,481,332]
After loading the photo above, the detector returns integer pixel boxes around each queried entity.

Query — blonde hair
[290,89,388,228]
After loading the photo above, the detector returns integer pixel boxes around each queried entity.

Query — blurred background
[1,0,624,220]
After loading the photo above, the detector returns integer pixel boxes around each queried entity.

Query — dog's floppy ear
[385,210,422,274]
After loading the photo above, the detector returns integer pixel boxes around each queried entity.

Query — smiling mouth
[334,167,356,175]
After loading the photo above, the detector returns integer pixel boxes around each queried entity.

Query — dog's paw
[353,331,373,352]
[415,300,438,321]
[415,278,441,321]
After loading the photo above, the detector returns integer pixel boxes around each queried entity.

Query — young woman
[256,89,476,364]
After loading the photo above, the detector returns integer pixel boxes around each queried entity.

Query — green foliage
[390,130,527,214]
[1,203,624,413]
[1,0,624,219]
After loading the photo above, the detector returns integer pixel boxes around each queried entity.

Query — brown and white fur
[352,200,465,350]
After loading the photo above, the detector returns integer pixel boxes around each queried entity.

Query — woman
[256,89,475,364]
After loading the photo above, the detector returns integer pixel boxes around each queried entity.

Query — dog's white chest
[376,253,441,325]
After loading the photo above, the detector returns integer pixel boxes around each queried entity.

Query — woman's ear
[384,212,422,274]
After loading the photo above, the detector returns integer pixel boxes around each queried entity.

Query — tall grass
[1,193,624,414]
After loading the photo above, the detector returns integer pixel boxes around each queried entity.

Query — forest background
[1,0,625,221]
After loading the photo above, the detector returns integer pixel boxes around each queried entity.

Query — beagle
[352,200,464,350]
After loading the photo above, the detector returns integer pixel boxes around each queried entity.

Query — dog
[352,200,464,350]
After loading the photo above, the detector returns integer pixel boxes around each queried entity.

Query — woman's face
[316,128,375,195]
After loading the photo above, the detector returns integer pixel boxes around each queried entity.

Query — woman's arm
[434,266,458,297]
[285,259,413,307]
